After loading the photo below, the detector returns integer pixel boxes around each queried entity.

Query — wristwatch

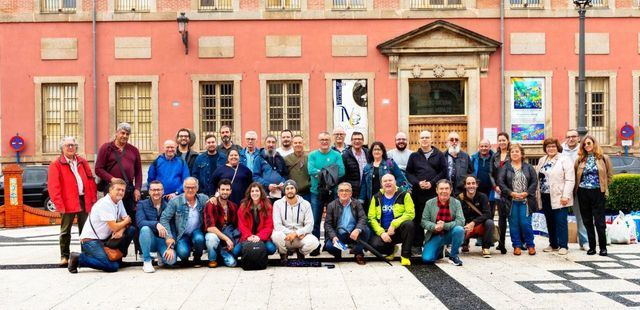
[169,243,175,250]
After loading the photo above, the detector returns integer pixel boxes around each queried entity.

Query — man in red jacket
[48,136,97,267]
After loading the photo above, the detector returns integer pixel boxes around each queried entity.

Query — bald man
[147,139,191,200]
[470,138,495,198]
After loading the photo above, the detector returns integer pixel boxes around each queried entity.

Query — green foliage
[607,174,640,213]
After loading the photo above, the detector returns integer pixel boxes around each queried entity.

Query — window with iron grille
[116,83,153,151]
[410,0,463,9]
[115,0,150,12]
[42,84,80,153]
[332,0,366,10]
[265,0,300,10]
[576,77,609,144]
[267,81,302,137]
[509,0,543,8]
[199,0,233,11]
[588,0,608,8]
[200,81,234,148]
[40,0,76,13]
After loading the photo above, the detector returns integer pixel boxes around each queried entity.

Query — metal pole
[500,0,505,133]
[92,0,98,158]
[575,0,590,138]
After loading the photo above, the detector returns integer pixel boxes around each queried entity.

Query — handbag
[221,225,241,245]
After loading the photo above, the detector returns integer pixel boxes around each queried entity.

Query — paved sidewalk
[1,226,639,309]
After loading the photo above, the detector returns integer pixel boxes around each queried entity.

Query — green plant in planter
[607,174,640,213]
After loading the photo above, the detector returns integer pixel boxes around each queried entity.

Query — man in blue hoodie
[147,140,190,200]
[470,139,495,200]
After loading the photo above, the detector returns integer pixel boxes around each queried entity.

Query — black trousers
[496,198,508,248]
[59,198,88,258]
[577,188,607,251]
[369,221,415,258]
[122,188,140,254]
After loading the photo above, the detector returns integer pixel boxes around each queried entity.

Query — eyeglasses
[334,133,345,136]
[566,135,579,139]
[449,138,459,142]
[420,136,431,139]
[338,189,352,193]
[64,144,78,148]
[351,138,364,141]
[246,138,256,141]
[178,135,190,138]
[584,141,593,146]
[149,189,163,192]
[184,186,197,190]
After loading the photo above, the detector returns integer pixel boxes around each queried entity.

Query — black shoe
[496,245,507,255]
[296,250,305,260]
[193,258,203,268]
[310,245,321,257]
[280,254,289,266]
[68,252,80,274]
[587,249,596,255]
[599,249,608,256]
[411,246,423,256]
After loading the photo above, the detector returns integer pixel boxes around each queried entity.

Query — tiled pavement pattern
[2,225,640,309]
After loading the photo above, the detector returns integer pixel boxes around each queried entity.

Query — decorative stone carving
[389,55,399,76]
[433,64,445,78]
[479,54,489,73]
[412,65,422,78]
[456,64,466,77]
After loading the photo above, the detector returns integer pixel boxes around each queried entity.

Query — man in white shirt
[68,179,135,273]
[276,129,294,157]
[388,132,412,172]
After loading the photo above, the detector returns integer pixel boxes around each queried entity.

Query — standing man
[276,129,294,157]
[388,132,412,172]
[176,128,199,171]
[217,125,241,157]
[239,131,262,174]
[258,135,287,201]
[48,136,97,267]
[470,139,495,199]
[458,176,494,258]
[147,140,190,200]
[284,135,311,201]
[95,122,142,253]
[331,127,348,153]
[444,131,474,196]
[271,180,319,265]
[191,134,227,196]
[324,182,369,265]
[405,130,447,248]
[136,181,170,273]
[562,129,588,250]
[67,179,135,273]
[308,131,345,255]
[341,131,368,198]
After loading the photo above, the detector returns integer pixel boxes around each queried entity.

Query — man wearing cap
[271,180,319,265]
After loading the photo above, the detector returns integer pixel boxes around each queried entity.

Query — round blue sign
[9,135,25,152]
[620,124,635,140]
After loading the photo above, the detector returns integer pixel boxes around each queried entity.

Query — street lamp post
[574,0,591,138]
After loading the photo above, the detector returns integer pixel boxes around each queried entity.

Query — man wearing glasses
[175,128,199,171]
[562,129,588,250]
[444,131,474,196]
[48,136,98,267]
[331,127,349,153]
[406,130,447,248]
[388,132,412,172]
[341,131,368,198]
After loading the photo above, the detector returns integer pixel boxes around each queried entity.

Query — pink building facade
[1,0,639,164]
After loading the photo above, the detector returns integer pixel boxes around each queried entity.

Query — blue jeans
[553,207,569,249]
[509,201,535,248]
[173,230,205,263]
[232,241,277,257]
[78,226,135,272]
[310,192,332,239]
[205,233,237,267]
[139,226,169,263]
[324,228,371,257]
[422,226,464,263]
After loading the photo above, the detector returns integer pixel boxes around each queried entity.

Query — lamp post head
[177,12,188,33]
[573,0,591,8]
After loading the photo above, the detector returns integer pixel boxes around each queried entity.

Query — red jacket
[204,198,239,230]
[237,200,273,242]
[48,155,97,214]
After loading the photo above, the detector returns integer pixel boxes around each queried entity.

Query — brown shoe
[355,254,366,265]
[208,261,218,268]
[528,247,536,255]
[514,248,522,256]
[59,257,69,267]
[461,245,469,253]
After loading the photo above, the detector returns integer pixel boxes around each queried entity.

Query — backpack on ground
[240,241,268,270]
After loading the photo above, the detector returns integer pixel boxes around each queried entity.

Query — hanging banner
[333,79,368,144]
[511,78,545,144]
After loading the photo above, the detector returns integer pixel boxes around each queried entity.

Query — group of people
[47,122,613,274]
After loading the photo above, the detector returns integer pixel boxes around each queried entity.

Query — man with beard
[444,132,473,196]
[260,135,288,201]
[204,179,239,268]
[271,180,318,265]
[216,125,241,157]
[388,132,412,172]
[176,128,199,171]
[331,127,348,153]
[341,131,368,198]
[458,175,494,258]
[191,134,227,196]
[284,135,311,201]
[405,130,447,248]
[276,129,294,157]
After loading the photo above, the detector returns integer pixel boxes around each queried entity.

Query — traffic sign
[9,134,25,152]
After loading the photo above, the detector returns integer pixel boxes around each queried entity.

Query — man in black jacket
[176,128,199,171]
[341,131,368,198]
[405,130,447,247]
[458,175,494,258]
[323,182,369,264]
[444,131,474,196]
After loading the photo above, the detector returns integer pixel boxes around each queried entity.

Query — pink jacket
[535,154,575,209]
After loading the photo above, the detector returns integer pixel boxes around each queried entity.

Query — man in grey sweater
[271,180,320,265]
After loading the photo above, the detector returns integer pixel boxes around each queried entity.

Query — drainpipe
[500,0,505,132]
[92,0,98,159]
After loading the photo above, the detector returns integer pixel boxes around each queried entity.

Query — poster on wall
[333,79,368,144]
[511,78,545,144]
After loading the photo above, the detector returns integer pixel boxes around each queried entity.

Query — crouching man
[458,175,495,258]
[271,180,319,265]
[68,179,135,273]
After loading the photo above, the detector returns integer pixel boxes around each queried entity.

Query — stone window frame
[259,73,310,146]
[324,0,373,11]
[108,75,159,160]
[261,0,307,11]
[36,0,81,13]
[191,0,239,12]
[324,73,375,144]
[34,76,86,159]
[568,70,617,146]
[108,0,157,13]
[403,0,468,10]
[508,0,549,9]
[191,74,243,151]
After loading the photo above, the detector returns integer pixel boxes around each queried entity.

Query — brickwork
[157,0,189,12]
[240,0,258,9]
[476,0,499,9]
[306,0,323,10]
[374,0,398,9]
[616,0,634,8]
[550,0,568,9]
[0,0,34,13]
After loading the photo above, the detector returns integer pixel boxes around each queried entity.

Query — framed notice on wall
[333,79,368,144]
[511,77,545,144]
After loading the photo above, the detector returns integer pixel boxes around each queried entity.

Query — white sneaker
[143,261,155,273]
[558,248,568,255]
[542,246,554,252]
